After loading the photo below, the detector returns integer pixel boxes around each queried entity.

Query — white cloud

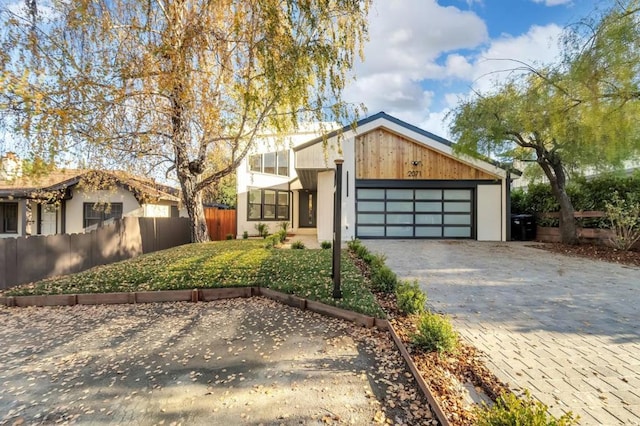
[532,0,573,6]
[345,0,487,118]
[468,24,564,92]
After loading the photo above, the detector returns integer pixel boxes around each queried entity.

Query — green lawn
[5,240,384,318]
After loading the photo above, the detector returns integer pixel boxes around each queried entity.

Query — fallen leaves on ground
[530,242,640,267]
[0,298,434,425]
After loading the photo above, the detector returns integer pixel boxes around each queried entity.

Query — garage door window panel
[359,201,385,211]
[387,189,413,199]
[415,189,442,200]
[416,202,442,212]
[415,227,442,237]
[386,226,413,237]
[416,214,442,225]
[358,189,385,199]
[444,227,471,237]
[444,214,471,225]
[358,213,384,224]
[358,226,385,237]
[444,189,472,200]
[444,202,471,213]
[387,214,413,225]
[387,201,413,212]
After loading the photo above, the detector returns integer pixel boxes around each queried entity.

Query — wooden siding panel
[356,129,498,180]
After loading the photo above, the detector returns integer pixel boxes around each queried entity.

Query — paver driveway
[365,240,640,425]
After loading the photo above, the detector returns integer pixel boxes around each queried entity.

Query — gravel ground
[0,298,435,426]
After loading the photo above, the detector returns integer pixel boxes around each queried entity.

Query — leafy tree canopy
[449,0,640,244]
[0,0,370,241]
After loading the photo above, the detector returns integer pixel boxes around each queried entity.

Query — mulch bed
[529,242,640,267]
[380,293,509,426]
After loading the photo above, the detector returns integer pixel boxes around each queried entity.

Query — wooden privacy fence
[205,208,236,241]
[536,210,640,248]
[0,217,191,290]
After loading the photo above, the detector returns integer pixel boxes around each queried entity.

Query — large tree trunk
[180,174,209,243]
[538,154,578,245]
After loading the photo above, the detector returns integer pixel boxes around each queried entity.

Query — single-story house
[0,163,183,238]
[236,112,513,242]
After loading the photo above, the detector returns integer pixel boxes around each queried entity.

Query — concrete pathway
[364,240,640,425]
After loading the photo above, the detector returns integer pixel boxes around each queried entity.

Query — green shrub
[291,240,305,249]
[355,244,370,260]
[475,390,578,426]
[411,311,458,354]
[279,221,290,233]
[347,238,363,252]
[225,233,234,240]
[255,222,269,238]
[321,240,332,249]
[396,280,426,315]
[275,229,287,243]
[242,230,249,240]
[605,192,640,251]
[371,265,397,293]
[370,252,387,268]
[264,234,280,249]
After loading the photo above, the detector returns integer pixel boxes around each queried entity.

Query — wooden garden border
[0,287,449,426]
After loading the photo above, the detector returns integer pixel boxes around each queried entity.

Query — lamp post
[332,159,343,299]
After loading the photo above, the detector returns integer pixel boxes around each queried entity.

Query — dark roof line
[293,111,454,152]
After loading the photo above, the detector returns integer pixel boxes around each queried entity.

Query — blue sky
[343,0,598,138]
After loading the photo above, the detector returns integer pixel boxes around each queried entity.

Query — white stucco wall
[476,184,503,241]
[342,136,356,241]
[316,170,334,242]
[236,124,334,238]
[65,187,141,234]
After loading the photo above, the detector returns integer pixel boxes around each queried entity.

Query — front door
[41,204,58,235]
[298,190,317,228]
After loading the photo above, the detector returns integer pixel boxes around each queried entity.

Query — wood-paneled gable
[355,128,499,180]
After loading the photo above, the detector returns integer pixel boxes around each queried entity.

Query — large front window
[0,203,18,233]
[248,151,289,177]
[83,202,123,229]
[248,188,289,221]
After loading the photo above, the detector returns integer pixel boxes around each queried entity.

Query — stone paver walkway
[365,240,640,425]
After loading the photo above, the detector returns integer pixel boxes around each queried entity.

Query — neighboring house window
[247,151,289,177]
[248,188,289,221]
[0,203,18,233]
[83,202,123,228]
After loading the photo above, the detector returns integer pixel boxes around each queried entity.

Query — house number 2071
[407,170,422,177]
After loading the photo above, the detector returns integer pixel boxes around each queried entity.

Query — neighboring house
[237,112,512,242]
[0,162,183,238]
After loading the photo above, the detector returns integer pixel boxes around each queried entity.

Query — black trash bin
[511,214,536,241]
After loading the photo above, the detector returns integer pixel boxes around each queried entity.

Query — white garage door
[356,187,473,239]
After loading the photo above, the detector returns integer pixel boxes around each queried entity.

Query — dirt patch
[529,242,640,267]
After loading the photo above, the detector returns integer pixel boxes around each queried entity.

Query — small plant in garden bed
[291,240,305,249]
[475,390,578,426]
[411,311,459,354]
[396,279,426,315]
[255,222,269,238]
[320,240,332,249]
